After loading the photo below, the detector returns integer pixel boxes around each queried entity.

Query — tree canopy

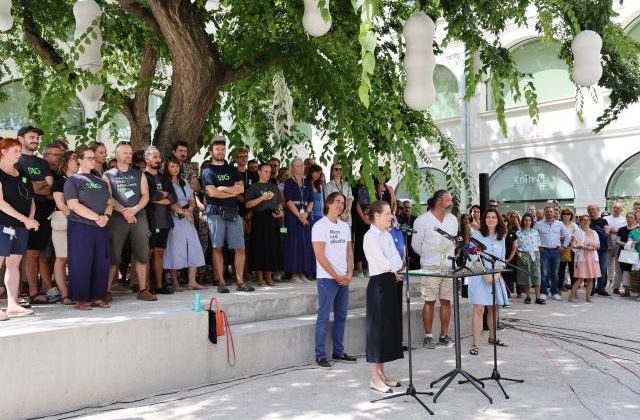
[1,0,639,206]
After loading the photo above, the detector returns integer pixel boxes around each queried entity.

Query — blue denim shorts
[0,224,29,257]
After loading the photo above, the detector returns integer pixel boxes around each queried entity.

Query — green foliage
[2,0,640,207]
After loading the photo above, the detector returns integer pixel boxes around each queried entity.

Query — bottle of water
[194,291,201,312]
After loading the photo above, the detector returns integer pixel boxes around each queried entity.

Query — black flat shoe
[535,298,546,305]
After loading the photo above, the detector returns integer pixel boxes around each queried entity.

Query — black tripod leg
[413,396,434,415]
[430,369,454,388]
[496,379,509,399]
[459,371,493,403]
[500,377,525,383]
[432,373,456,403]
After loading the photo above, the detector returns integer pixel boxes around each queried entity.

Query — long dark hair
[57,150,77,176]
[163,158,186,188]
[427,189,448,211]
[479,208,506,240]
[306,164,323,190]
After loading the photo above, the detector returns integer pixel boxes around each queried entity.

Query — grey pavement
[46,289,640,420]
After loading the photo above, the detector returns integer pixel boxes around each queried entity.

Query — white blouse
[363,224,403,276]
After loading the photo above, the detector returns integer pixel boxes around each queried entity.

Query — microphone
[470,237,487,250]
[398,224,417,233]
[463,242,483,255]
[434,227,460,243]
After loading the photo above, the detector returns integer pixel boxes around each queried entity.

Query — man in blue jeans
[311,192,356,369]
[534,206,571,303]
[588,204,611,296]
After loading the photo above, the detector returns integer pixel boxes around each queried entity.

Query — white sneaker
[540,294,547,300]
[552,293,562,301]
[291,274,304,284]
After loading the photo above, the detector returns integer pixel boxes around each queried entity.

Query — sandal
[524,297,531,304]
[61,296,74,306]
[18,297,31,309]
[5,305,34,317]
[29,292,52,305]
[74,302,92,311]
[488,337,508,347]
[469,344,479,355]
[91,300,111,309]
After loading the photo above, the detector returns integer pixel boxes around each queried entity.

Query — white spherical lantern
[572,30,603,87]
[402,12,436,111]
[205,0,220,11]
[0,0,13,32]
[303,0,331,37]
[73,0,103,103]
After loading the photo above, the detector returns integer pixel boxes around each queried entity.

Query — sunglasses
[333,168,342,171]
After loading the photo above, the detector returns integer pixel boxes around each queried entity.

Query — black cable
[28,361,325,420]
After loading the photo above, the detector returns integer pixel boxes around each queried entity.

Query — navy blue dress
[283,178,315,275]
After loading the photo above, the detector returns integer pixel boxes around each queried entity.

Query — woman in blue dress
[468,208,509,355]
[283,157,315,283]
[163,159,207,291]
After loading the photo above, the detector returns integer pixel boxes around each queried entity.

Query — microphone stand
[371,225,434,415]
[459,248,525,399]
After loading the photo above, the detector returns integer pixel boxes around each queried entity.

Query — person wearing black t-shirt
[201,136,254,293]
[0,138,39,318]
[16,126,55,305]
[144,146,176,294]
[588,204,610,296]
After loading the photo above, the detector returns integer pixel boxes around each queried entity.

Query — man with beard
[16,126,56,304]
[171,141,197,183]
[411,190,457,349]
[144,146,176,294]
[103,142,154,301]
[202,136,254,293]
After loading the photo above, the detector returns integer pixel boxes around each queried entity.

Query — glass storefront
[606,152,640,212]
[489,158,575,213]
[395,167,448,206]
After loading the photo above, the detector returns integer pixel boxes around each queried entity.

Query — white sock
[425,333,433,338]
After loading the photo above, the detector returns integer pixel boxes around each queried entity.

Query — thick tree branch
[222,55,280,86]
[116,0,163,37]
[20,0,70,74]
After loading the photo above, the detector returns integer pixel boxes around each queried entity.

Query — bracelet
[134,205,140,213]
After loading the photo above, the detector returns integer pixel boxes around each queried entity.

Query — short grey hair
[290,157,303,170]
[144,145,159,160]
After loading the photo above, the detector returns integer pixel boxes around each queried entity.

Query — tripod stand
[428,257,493,403]
[371,227,434,415]
[459,251,524,399]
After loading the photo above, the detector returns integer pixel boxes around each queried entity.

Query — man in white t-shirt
[411,190,458,349]
[311,192,355,369]
[605,202,627,293]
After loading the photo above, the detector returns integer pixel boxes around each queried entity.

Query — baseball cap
[211,135,226,146]
[17,125,44,137]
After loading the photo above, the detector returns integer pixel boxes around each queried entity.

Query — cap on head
[17,125,44,137]
[211,135,226,146]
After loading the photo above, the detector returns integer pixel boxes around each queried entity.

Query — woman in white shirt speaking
[363,200,404,394]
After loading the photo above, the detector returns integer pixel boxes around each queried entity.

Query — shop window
[0,80,84,133]
[395,167,448,205]
[489,158,575,213]
[431,65,460,120]
[606,152,640,212]
[487,39,574,110]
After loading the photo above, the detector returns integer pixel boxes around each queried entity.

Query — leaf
[362,52,375,74]
[358,83,370,108]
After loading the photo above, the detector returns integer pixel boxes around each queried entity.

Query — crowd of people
[1,127,639,386]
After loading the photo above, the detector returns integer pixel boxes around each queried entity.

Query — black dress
[503,229,518,292]
[366,272,404,363]
[617,226,633,272]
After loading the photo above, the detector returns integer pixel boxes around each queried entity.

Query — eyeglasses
[270,163,278,166]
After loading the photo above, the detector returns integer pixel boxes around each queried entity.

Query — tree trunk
[121,43,158,151]
[148,0,222,158]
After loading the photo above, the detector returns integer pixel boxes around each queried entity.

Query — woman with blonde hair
[570,213,600,302]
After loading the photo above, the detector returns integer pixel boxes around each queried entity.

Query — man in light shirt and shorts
[411,190,457,349]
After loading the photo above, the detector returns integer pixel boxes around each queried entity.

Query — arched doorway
[489,158,575,213]
[606,152,640,212]
[395,167,448,206]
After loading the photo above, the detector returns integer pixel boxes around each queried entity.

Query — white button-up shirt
[363,224,403,276]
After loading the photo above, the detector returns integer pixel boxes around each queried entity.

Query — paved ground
[39,288,640,420]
